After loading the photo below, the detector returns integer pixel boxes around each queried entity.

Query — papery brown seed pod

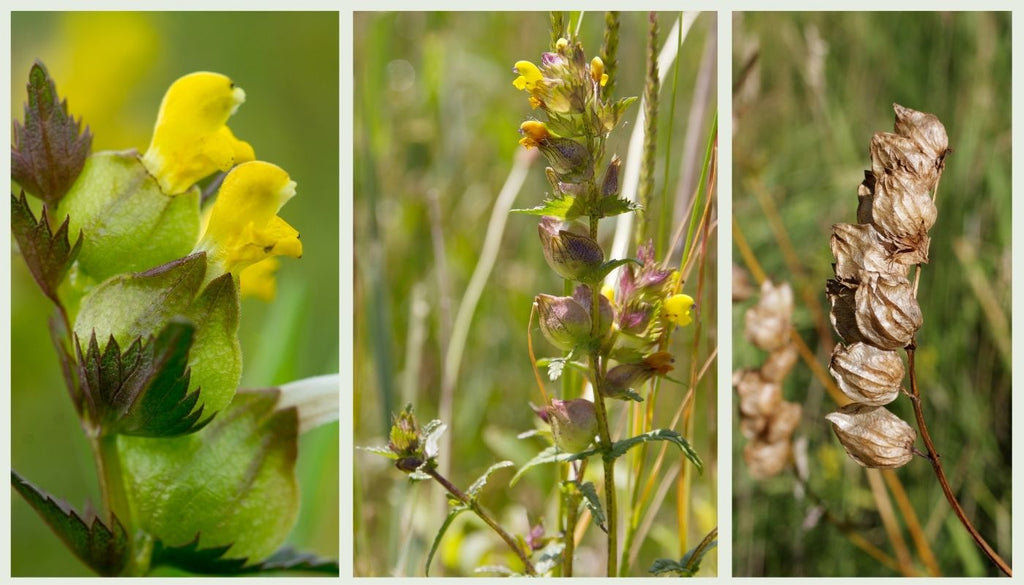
[831,223,908,280]
[854,272,923,350]
[893,103,949,163]
[871,171,936,259]
[829,342,904,406]
[745,280,793,351]
[827,278,867,346]
[825,403,917,468]
[760,343,798,383]
[732,264,755,302]
[743,438,791,479]
[870,132,940,188]
[764,400,803,444]
[733,369,782,437]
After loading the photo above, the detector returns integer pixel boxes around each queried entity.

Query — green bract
[74,253,241,417]
[57,151,200,283]
[119,390,299,563]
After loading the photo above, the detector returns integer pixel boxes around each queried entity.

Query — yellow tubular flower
[512,60,544,92]
[663,293,695,327]
[142,72,255,195]
[518,120,550,149]
[197,161,302,279]
[239,257,281,301]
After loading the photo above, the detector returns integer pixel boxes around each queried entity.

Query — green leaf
[425,504,469,576]
[649,558,691,576]
[150,537,338,575]
[581,257,640,284]
[608,429,703,473]
[12,61,92,205]
[649,535,717,576]
[533,541,566,575]
[358,445,399,459]
[75,319,209,437]
[510,445,597,487]
[119,389,300,564]
[576,481,606,532]
[511,194,585,220]
[11,469,128,576]
[474,565,517,576]
[466,460,514,499]
[546,357,566,381]
[10,191,82,305]
[597,196,642,218]
[420,419,447,459]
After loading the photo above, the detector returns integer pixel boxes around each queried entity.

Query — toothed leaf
[425,504,469,576]
[512,194,585,220]
[608,429,703,473]
[510,445,598,487]
[576,481,606,532]
[10,192,82,304]
[11,470,128,576]
[150,537,338,575]
[597,196,641,218]
[75,319,209,437]
[11,61,92,205]
[466,460,514,499]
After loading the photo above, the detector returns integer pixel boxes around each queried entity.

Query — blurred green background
[354,11,717,577]
[732,12,1010,577]
[10,12,339,576]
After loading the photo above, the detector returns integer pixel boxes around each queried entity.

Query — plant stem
[425,468,537,576]
[906,343,1012,577]
[90,432,146,576]
[588,214,618,577]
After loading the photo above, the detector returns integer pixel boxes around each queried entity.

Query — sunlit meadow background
[10,12,339,576]
[354,11,717,577]
[732,12,1010,577]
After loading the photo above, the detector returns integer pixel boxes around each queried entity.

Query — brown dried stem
[906,343,1012,576]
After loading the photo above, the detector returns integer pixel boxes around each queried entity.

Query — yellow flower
[512,60,544,92]
[518,120,550,149]
[142,72,255,195]
[196,161,302,279]
[663,294,695,327]
[239,257,281,301]
[590,57,609,87]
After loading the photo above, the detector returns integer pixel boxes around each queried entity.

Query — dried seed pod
[870,172,936,264]
[760,343,798,383]
[732,264,755,302]
[827,278,866,346]
[743,438,791,479]
[893,103,948,163]
[733,369,782,437]
[870,132,940,188]
[830,342,904,406]
[854,272,923,350]
[745,280,793,351]
[764,400,802,444]
[831,223,907,280]
[825,403,917,468]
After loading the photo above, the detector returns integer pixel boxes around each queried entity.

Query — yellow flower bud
[196,161,302,279]
[590,56,608,87]
[142,72,255,195]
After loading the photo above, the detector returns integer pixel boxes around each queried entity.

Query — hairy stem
[906,344,1011,577]
[425,468,537,576]
[588,215,618,577]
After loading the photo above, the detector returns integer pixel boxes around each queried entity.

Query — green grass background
[10,11,339,576]
[354,11,717,577]
[732,11,1011,577]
